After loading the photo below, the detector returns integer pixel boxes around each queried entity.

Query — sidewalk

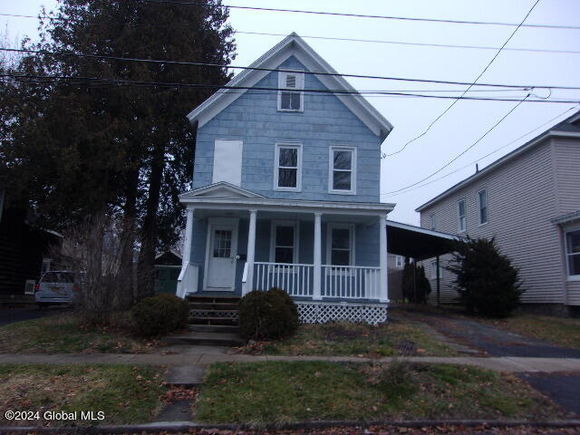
[1,350,580,373]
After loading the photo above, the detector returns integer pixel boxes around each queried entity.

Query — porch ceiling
[387,220,459,261]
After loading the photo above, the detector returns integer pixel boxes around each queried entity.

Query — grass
[0,364,165,425]
[488,314,580,349]
[240,321,457,357]
[0,313,156,353]
[195,361,566,424]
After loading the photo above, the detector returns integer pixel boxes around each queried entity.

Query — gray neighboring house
[416,111,580,315]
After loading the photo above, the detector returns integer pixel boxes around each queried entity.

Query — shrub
[131,294,190,337]
[448,237,522,318]
[401,259,431,304]
[240,288,299,340]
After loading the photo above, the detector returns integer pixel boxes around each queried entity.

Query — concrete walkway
[2,351,580,373]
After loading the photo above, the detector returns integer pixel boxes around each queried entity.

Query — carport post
[436,255,441,306]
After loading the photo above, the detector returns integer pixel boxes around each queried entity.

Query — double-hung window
[566,228,580,278]
[430,213,436,230]
[271,221,299,264]
[430,261,443,280]
[275,143,302,191]
[327,224,354,265]
[478,189,488,225]
[278,71,304,112]
[458,199,466,232]
[329,147,356,194]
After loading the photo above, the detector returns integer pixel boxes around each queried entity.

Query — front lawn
[488,315,580,349]
[0,364,165,426]
[0,313,155,353]
[239,321,457,357]
[195,361,566,424]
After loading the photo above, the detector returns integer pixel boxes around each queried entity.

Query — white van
[35,271,78,306]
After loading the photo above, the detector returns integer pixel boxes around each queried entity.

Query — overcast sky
[2,0,579,225]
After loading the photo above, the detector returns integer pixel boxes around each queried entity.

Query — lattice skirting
[190,309,239,320]
[295,302,388,325]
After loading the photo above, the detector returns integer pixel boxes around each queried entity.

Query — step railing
[176,263,200,298]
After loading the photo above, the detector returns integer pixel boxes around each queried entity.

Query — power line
[381,105,580,197]
[141,0,580,30]
[385,0,541,158]
[3,13,580,55]
[3,72,579,104]
[3,47,580,93]
[383,94,531,196]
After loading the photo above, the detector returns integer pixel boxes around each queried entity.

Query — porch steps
[163,331,244,347]
[188,324,240,333]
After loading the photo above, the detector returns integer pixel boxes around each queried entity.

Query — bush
[131,294,190,337]
[448,237,522,318]
[240,288,299,340]
[401,259,431,304]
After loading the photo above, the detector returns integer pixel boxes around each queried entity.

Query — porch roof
[386,220,459,261]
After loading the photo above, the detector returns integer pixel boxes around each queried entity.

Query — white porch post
[313,212,322,300]
[244,209,258,296]
[379,214,389,303]
[177,207,195,298]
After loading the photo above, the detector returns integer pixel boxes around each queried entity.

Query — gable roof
[187,32,393,140]
[416,110,580,212]
[180,181,266,200]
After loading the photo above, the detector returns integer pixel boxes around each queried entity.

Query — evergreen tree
[448,237,522,318]
[2,0,236,301]
[401,258,431,304]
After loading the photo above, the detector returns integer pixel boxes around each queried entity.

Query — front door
[205,220,238,291]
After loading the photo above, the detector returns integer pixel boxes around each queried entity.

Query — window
[213,230,232,258]
[478,189,488,225]
[274,144,302,191]
[395,255,404,269]
[566,228,580,278]
[430,261,443,280]
[271,222,299,264]
[430,213,436,230]
[327,224,354,265]
[278,71,304,112]
[329,147,356,194]
[458,199,466,232]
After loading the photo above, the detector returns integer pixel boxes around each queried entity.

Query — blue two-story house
[176,33,395,323]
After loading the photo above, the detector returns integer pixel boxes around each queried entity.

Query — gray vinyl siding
[552,137,580,304]
[420,138,565,305]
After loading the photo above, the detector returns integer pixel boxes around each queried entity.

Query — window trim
[277,71,304,112]
[478,189,488,226]
[430,260,443,280]
[565,225,580,281]
[328,146,357,195]
[430,213,436,231]
[326,223,355,266]
[274,143,302,192]
[395,255,404,269]
[270,220,300,264]
[457,199,467,233]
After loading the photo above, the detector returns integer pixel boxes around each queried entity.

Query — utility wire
[385,0,541,158]
[383,94,532,196]
[3,47,580,92]
[381,104,580,197]
[2,13,580,55]
[3,72,579,104]
[141,0,580,30]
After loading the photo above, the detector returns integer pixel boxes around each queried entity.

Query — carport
[386,220,460,305]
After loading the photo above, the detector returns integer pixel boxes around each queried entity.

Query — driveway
[396,310,580,358]
[0,306,68,327]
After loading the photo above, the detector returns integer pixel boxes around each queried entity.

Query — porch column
[244,209,258,296]
[379,214,389,303]
[313,212,322,300]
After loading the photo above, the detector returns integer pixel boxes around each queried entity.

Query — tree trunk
[137,143,164,300]
[117,169,138,309]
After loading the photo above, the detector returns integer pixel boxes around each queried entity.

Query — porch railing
[176,263,199,298]
[253,262,313,297]
[252,262,381,300]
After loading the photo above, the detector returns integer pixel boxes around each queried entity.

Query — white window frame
[328,146,357,195]
[565,225,580,281]
[457,199,467,233]
[270,220,300,264]
[430,213,436,230]
[478,189,488,226]
[326,223,355,266]
[274,143,302,192]
[277,71,304,112]
[430,260,443,280]
[395,255,404,269]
